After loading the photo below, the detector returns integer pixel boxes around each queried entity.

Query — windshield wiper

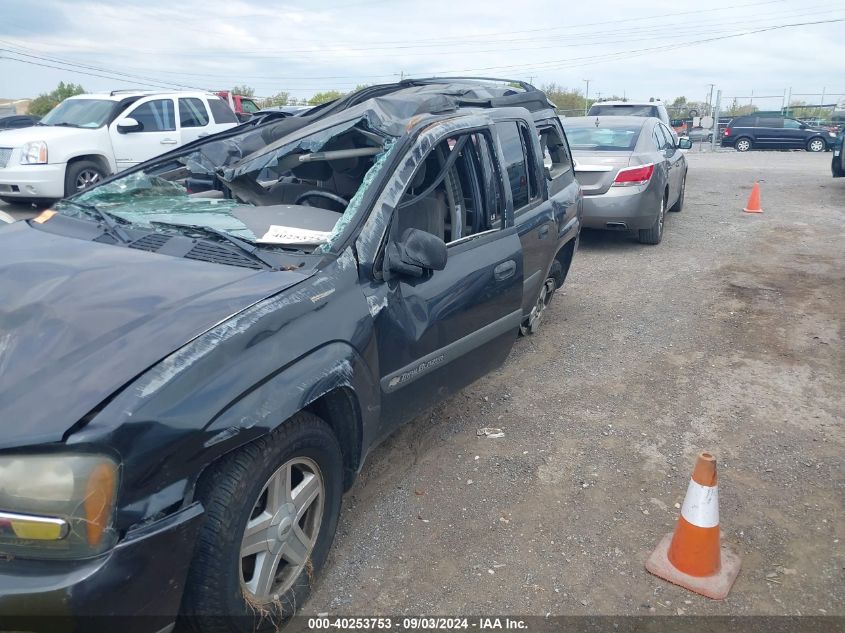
[62,199,131,243]
[150,221,279,270]
[49,122,83,128]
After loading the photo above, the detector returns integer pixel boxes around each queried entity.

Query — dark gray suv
[721,114,835,152]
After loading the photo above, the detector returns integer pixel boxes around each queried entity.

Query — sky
[1,0,843,110]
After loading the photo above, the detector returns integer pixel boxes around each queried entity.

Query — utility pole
[786,86,792,117]
[820,86,826,107]
[710,89,722,153]
[707,83,715,116]
[583,79,591,116]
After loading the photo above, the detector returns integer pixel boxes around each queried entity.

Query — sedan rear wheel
[638,195,665,245]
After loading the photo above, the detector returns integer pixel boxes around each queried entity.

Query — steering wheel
[294,190,349,210]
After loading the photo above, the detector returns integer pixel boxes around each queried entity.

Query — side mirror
[117,117,141,134]
[385,228,447,278]
[678,137,693,150]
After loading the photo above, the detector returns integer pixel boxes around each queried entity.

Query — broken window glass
[67,116,397,252]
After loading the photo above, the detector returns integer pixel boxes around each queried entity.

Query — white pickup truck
[0,91,239,205]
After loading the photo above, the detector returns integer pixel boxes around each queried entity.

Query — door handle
[494,260,516,281]
[538,224,550,239]
[160,138,178,145]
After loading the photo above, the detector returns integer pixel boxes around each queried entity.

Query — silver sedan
[561,116,691,244]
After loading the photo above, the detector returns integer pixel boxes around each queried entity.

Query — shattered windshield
[68,115,397,253]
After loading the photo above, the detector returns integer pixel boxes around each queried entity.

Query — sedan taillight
[613,163,655,187]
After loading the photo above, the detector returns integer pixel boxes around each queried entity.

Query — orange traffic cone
[645,451,741,599]
[743,182,763,213]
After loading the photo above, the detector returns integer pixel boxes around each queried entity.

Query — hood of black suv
[0,221,309,449]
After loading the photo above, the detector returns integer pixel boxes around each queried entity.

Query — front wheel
[807,138,826,153]
[180,412,343,632]
[519,261,561,336]
[669,174,686,212]
[64,160,107,197]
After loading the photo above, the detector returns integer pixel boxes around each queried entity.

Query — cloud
[1,0,842,106]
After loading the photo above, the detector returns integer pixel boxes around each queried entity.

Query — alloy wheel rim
[239,457,324,602]
[76,170,101,190]
[810,140,824,152]
[737,140,749,151]
[528,278,555,330]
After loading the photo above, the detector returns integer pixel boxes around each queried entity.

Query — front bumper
[0,503,203,633]
[580,184,661,232]
[0,162,67,200]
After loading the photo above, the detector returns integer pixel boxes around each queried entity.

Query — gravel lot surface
[304,151,844,617]
[2,150,842,618]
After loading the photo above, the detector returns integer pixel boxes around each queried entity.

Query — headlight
[829,132,837,137]
[0,453,119,559]
[20,141,48,164]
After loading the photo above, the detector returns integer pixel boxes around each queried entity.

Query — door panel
[109,97,178,171]
[368,228,524,430]
[494,120,555,317]
[177,97,212,144]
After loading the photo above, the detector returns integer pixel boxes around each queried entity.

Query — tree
[260,91,291,108]
[28,81,86,116]
[308,90,344,105]
[230,85,255,97]
[540,83,588,116]
[724,99,759,117]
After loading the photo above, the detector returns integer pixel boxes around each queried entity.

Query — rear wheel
[638,195,665,245]
[519,260,561,336]
[807,138,826,153]
[735,138,752,152]
[180,412,343,632]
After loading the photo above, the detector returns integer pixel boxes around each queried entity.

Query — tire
[806,137,826,153]
[669,173,686,213]
[519,260,561,336]
[638,194,666,245]
[180,412,343,632]
[0,197,34,206]
[64,160,107,197]
[734,138,752,152]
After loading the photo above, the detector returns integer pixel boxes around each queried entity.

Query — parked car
[832,128,844,177]
[562,115,691,244]
[0,115,40,130]
[0,78,581,631]
[687,126,713,142]
[215,91,261,121]
[587,99,671,127]
[721,114,836,152]
[0,91,239,205]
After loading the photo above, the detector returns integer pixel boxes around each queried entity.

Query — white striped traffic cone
[645,451,742,599]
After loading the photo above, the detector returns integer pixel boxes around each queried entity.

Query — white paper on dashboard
[257,225,332,244]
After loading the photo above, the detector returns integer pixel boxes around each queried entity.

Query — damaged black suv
[0,78,581,632]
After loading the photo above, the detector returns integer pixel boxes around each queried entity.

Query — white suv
[587,99,671,127]
[0,91,239,205]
